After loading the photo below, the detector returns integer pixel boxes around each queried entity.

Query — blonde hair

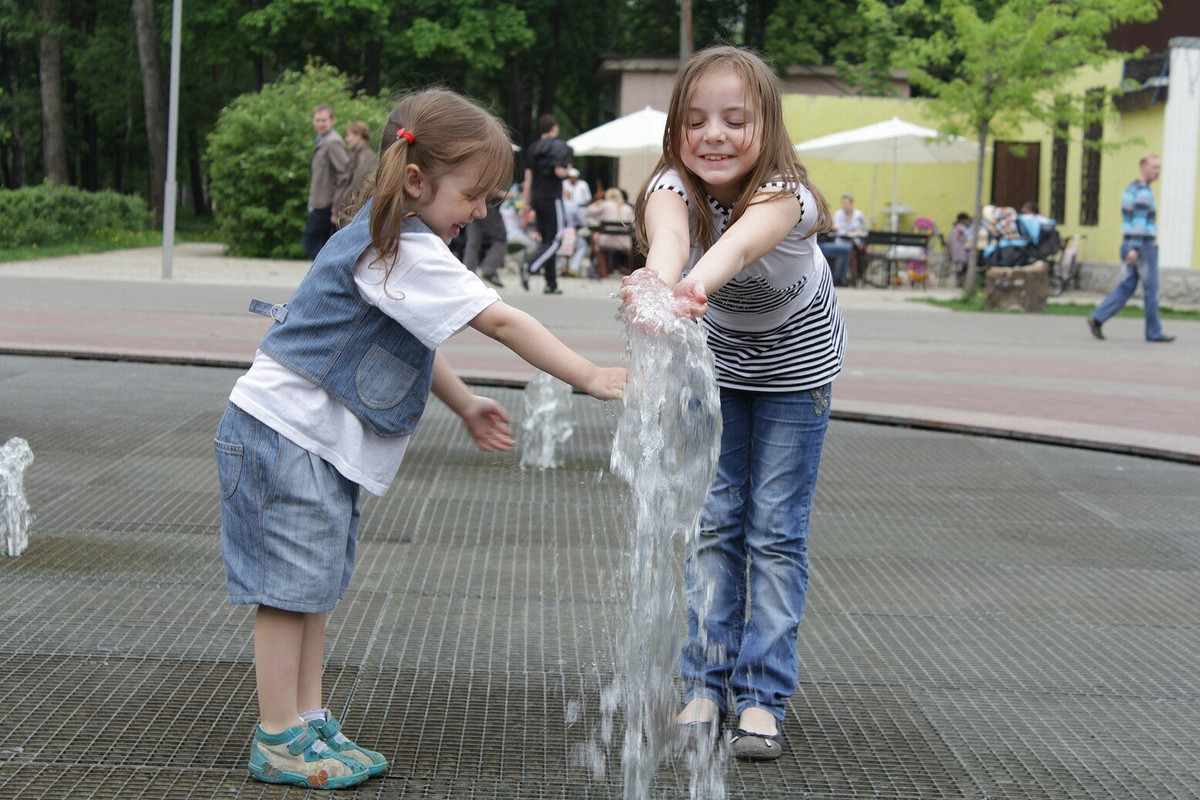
[635,45,831,251]
[346,88,514,272]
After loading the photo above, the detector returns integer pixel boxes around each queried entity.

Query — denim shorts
[215,403,360,613]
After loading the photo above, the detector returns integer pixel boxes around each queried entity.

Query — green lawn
[0,215,221,262]
[916,294,1200,321]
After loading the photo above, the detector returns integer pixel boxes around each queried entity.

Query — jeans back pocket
[214,439,244,500]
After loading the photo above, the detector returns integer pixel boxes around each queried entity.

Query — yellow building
[596,32,1200,301]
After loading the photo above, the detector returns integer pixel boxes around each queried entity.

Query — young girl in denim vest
[215,88,625,789]
[625,46,845,761]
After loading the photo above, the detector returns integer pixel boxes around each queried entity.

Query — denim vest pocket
[214,439,244,500]
[356,344,420,410]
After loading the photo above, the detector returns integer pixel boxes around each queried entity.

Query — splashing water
[520,371,574,469]
[605,270,725,799]
[1,437,34,557]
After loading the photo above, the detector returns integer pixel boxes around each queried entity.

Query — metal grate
[1,355,1198,799]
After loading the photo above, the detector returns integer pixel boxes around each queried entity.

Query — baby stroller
[981,206,1062,270]
[1049,233,1085,296]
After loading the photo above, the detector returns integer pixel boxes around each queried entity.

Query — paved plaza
[0,247,1197,799]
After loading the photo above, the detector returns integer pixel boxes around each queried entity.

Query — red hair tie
[395,128,415,145]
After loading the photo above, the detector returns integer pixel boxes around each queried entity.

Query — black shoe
[520,266,530,291]
[1087,316,1104,340]
[1147,335,1176,343]
[730,727,783,761]
[543,287,562,295]
[483,274,504,288]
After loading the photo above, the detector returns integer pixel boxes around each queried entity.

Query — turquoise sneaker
[248,724,369,789]
[308,711,389,777]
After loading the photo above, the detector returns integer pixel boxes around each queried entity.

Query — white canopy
[795,117,981,229]
[567,106,667,158]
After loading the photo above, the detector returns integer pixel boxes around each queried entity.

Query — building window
[1050,103,1068,223]
[1079,89,1103,226]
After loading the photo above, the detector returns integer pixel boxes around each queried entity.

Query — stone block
[985,262,1050,312]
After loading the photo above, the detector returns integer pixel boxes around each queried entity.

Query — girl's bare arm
[468,303,625,401]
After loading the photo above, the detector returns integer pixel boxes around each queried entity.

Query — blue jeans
[301,207,335,260]
[819,241,851,284]
[1093,240,1164,340]
[680,384,832,722]
[216,403,361,613]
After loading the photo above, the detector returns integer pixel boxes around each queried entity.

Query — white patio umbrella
[794,116,981,230]
[566,106,667,157]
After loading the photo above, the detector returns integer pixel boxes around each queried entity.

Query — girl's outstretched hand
[586,366,627,401]
[672,278,707,320]
[459,396,516,452]
[619,268,697,334]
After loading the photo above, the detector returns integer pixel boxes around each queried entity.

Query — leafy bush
[206,62,391,258]
[0,182,153,248]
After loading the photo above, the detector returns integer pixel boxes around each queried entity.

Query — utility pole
[680,0,693,62]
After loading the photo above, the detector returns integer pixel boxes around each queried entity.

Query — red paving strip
[847,349,1196,388]
[835,376,1200,437]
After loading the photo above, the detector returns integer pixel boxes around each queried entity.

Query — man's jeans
[680,384,831,722]
[819,241,852,283]
[302,207,335,260]
[1093,240,1164,340]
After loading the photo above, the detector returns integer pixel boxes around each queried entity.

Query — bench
[862,231,931,288]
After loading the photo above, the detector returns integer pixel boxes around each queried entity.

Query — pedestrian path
[1,243,1197,462]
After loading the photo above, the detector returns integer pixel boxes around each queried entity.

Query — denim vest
[250,201,435,438]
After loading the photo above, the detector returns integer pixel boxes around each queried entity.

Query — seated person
[819,193,868,284]
[587,188,635,278]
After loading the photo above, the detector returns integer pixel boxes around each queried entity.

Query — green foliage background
[206,64,392,258]
[0,182,152,248]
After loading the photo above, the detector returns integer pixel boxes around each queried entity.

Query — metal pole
[161,0,182,280]
[680,0,693,62]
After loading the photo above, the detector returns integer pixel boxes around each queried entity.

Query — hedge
[0,183,153,248]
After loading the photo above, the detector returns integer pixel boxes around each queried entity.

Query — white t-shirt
[231,225,500,495]
[647,168,845,392]
[833,207,866,240]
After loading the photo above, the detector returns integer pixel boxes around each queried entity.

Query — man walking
[1087,154,1175,343]
[521,114,573,294]
[301,103,351,260]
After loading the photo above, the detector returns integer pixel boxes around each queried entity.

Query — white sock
[299,708,327,723]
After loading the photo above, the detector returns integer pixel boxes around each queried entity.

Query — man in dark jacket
[520,114,573,294]
[302,104,351,259]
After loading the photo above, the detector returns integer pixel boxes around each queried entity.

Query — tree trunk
[187,126,210,216]
[131,0,166,223]
[963,118,990,295]
[537,1,561,118]
[38,0,70,185]
[2,39,27,188]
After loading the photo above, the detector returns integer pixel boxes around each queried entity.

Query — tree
[863,0,1160,292]
[131,0,166,223]
[38,0,68,185]
[206,63,391,258]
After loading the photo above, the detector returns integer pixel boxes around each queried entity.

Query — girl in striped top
[629,45,845,761]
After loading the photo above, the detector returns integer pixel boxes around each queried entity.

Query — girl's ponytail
[368,126,417,267]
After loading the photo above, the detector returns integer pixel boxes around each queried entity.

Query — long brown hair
[346,88,514,272]
[634,46,831,252]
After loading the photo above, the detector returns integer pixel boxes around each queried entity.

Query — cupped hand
[461,396,515,452]
[587,366,627,402]
[672,278,707,320]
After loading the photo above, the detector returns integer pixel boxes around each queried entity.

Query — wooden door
[992,141,1041,210]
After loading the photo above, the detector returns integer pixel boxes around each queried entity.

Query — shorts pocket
[356,344,419,410]
[214,438,244,500]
